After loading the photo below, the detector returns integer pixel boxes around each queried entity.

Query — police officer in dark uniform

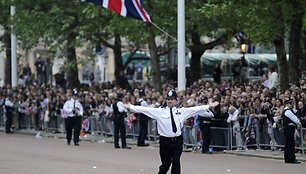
[124,89,219,174]
[112,93,131,149]
[63,89,84,146]
[198,97,214,153]
[137,89,150,147]
[5,94,15,134]
[282,99,301,164]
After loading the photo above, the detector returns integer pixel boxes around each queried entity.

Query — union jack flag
[86,0,152,23]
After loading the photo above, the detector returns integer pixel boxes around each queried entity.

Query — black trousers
[137,116,148,146]
[5,112,13,133]
[200,123,211,153]
[158,136,183,174]
[283,125,296,163]
[65,116,82,144]
[113,116,127,147]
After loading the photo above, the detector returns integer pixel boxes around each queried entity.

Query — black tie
[170,108,177,133]
[73,101,76,115]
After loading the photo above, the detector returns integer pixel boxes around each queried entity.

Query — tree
[202,0,305,92]
[288,0,305,83]
[11,0,111,89]
[0,0,12,85]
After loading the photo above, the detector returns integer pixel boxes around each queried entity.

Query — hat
[117,93,124,99]
[284,99,293,105]
[166,89,177,100]
[139,89,145,97]
[200,97,208,104]
[72,88,78,96]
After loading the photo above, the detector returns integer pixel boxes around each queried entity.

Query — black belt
[160,135,182,142]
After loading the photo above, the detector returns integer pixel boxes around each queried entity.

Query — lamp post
[240,43,248,83]
[240,43,247,56]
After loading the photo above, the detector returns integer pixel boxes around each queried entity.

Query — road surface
[0,133,305,174]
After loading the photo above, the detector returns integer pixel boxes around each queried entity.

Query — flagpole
[11,5,17,88]
[177,0,185,92]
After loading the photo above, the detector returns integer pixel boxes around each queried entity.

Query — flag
[86,0,152,23]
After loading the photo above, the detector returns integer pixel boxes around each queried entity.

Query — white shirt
[5,98,14,107]
[116,101,126,113]
[268,71,278,89]
[283,107,301,126]
[129,104,210,137]
[63,99,84,117]
[0,79,4,88]
[199,109,214,118]
[139,98,149,107]
[227,109,240,129]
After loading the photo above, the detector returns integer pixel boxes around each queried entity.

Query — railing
[0,109,305,155]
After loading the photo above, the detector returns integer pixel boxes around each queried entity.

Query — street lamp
[240,43,248,83]
[240,43,247,56]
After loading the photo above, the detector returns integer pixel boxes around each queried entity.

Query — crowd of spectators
[1,67,306,151]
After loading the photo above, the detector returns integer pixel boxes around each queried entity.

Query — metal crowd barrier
[0,110,305,156]
[182,118,305,156]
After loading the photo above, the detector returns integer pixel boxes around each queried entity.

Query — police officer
[63,89,83,146]
[124,89,219,174]
[137,89,150,147]
[198,97,214,153]
[112,93,131,149]
[282,99,301,164]
[5,94,14,134]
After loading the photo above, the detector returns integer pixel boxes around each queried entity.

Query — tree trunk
[147,26,162,93]
[303,29,306,72]
[113,34,124,81]
[274,34,288,93]
[190,49,203,84]
[66,33,80,89]
[190,30,204,84]
[4,29,11,85]
[189,28,228,84]
[288,0,304,83]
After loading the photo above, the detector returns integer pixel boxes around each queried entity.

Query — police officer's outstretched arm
[180,101,219,121]
[124,103,160,119]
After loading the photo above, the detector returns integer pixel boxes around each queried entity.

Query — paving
[1,127,306,163]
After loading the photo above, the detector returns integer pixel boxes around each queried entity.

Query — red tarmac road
[0,133,305,174]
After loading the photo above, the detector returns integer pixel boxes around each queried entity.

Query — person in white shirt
[137,89,150,147]
[282,99,301,164]
[63,89,83,146]
[227,106,243,150]
[0,78,5,88]
[267,65,278,90]
[112,93,131,149]
[198,97,214,154]
[5,94,15,134]
[124,89,219,174]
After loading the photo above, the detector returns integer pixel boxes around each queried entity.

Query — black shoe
[137,143,150,147]
[67,142,71,145]
[202,151,212,154]
[74,143,80,146]
[115,146,120,149]
[122,146,132,149]
[285,160,301,164]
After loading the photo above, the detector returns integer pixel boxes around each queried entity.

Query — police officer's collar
[166,106,178,109]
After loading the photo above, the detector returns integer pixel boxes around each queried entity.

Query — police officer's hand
[123,104,130,109]
[296,123,302,130]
